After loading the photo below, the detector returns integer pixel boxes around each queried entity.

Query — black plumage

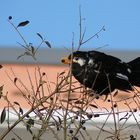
[61,50,140,95]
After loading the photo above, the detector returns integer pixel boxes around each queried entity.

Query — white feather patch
[77,58,86,66]
[88,59,94,65]
[127,68,131,73]
[116,73,129,81]
[94,70,100,73]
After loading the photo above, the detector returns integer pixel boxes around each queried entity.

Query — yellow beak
[61,57,70,64]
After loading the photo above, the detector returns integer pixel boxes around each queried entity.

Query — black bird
[61,50,140,95]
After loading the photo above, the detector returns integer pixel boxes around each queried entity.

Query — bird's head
[61,51,88,67]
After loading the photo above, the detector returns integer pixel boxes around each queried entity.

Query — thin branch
[106,74,118,139]
[8,19,29,50]
[63,33,74,140]
[81,25,105,45]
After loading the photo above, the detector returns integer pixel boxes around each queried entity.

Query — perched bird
[61,50,140,95]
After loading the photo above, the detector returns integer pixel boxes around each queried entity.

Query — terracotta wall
[0,64,138,110]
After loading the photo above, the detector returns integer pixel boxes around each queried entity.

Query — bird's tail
[128,57,140,86]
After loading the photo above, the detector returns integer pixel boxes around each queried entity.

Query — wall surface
[0,47,140,64]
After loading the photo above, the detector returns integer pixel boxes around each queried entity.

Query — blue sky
[0,0,140,50]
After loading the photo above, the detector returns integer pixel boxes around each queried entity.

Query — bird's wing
[88,51,122,73]
[88,50,132,82]
[88,50,121,64]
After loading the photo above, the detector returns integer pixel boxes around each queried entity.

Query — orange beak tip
[61,57,70,64]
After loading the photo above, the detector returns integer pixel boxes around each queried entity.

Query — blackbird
[61,50,140,95]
